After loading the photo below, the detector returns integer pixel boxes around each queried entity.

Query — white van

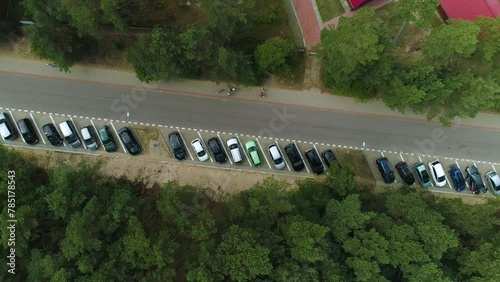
[59,120,81,148]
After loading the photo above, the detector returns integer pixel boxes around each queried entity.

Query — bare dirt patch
[336,148,375,183]
[13,147,302,195]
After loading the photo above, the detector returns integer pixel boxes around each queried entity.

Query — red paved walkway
[292,0,322,49]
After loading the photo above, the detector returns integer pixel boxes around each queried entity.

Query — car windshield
[66,133,77,143]
[274,157,282,165]
[382,161,390,172]
[229,144,238,150]
[438,175,446,182]
[197,150,206,157]
[421,170,430,182]
[249,147,256,153]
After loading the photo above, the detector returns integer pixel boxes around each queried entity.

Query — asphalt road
[1,73,499,163]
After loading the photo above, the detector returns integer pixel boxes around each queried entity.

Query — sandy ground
[13,147,303,195]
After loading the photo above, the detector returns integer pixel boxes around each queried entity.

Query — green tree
[475,17,500,61]
[100,0,129,32]
[126,27,182,82]
[320,8,389,98]
[279,215,329,263]
[27,25,83,72]
[178,25,216,77]
[60,0,102,37]
[460,242,500,280]
[423,20,480,61]
[391,0,440,28]
[324,164,357,197]
[200,0,255,41]
[215,225,272,282]
[254,37,295,74]
[324,194,375,242]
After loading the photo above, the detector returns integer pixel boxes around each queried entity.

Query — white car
[191,138,209,162]
[268,144,286,170]
[227,137,243,164]
[428,160,446,187]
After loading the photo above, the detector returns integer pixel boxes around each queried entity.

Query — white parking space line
[256,138,271,169]
[455,161,469,189]
[89,119,101,147]
[297,142,310,173]
[217,133,232,165]
[197,131,213,163]
[29,112,45,145]
[381,152,385,157]
[275,140,291,171]
[492,164,497,173]
[110,122,127,153]
[177,128,193,160]
[50,115,66,147]
[70,116,86,149]
[418,155,422,162]
[312,144,322,173]
[9,111,25,143]
[235,136,246,163]
[400,154,404,161]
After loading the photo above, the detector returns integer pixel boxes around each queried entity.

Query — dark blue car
[449,164,466,192]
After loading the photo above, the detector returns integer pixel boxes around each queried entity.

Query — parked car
[0,112,18,140]
[118,127,141,155]
[485,171,500,195]
[466,165,487,194]
[191,138,209,162]
[305,148,324,175]
[208,137,227,164]
[413,162,432,188]
[321,149,339,168]
[428,160,446,187]
[376,157,395,183]
[17,118,38,145]
[395,162,415,185]
[42,123,63,146]
[169,132,187,160]
[284,143,304,171]
[268,144,285,170]
[227,138,243,164]
[245,140,261,166]
[81,126,99,150]
[59,120,81,148]
[448,164,466,192]
[98,125,118,153]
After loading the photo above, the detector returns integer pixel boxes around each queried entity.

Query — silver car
[485,171,500,195]
[268,144,285,170]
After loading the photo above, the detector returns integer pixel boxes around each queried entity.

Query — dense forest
[1,145,499,281]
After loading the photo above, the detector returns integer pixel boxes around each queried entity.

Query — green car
[245,140,261,166]
[413,162,432,188]
[98,125,118,152]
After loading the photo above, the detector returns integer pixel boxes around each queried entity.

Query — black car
[118,127,141,155]
[208,137,227,164]
[0,112,18,140]
[284,143,304,171]
[42,123,63,146]
[466,165,487,194]
[169,132,187,161]
[395,162,415,185]
[305,148,324,175]
[321,149,339,168]
[376,157,395,183]
[17,118,38,145]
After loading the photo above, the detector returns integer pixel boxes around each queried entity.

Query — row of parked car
[168,132,340,174]
[0,112,141,155]
[376,157,500,195]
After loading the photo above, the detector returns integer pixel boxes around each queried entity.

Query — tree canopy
[2,145,500,281]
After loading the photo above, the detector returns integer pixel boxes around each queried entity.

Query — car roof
[269,145,280,158]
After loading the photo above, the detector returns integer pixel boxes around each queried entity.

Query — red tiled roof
[440,0,500,20]
[349,0,367,9]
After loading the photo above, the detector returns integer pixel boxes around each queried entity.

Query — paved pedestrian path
[1,56,499,131]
